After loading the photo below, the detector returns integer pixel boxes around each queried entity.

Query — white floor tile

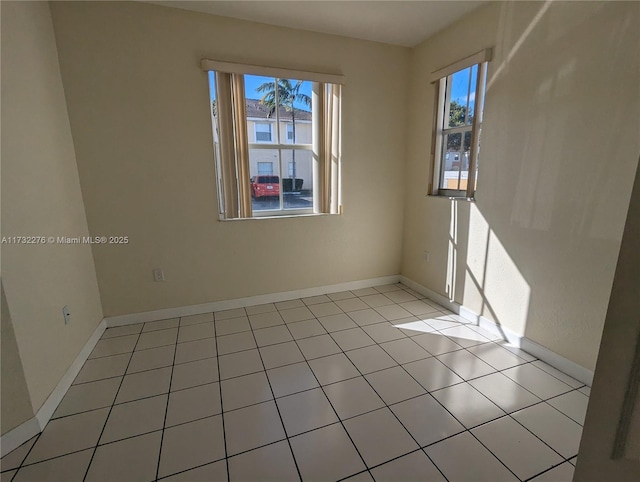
[267,362,319,397]
[228,441,298,481]
[276,387,339,436]
[163,460,227,481]
[223,401,286,456]
[390,394,464,446]
[290,423,365,481]
[375,304,413,321]
[280,306,315,323]
[425,432,518,482]
[308,353,360,385]
[323,377,385,419]
[335,297,369,312]
[431,383,504,428]
[360,293,394,308]
[214,316,251,336]
[399,300,440,316]
[318,313,358,332]
[530,462,575,482]
[436,349,496,380]
[352,287,378,297]
[327,290,356,301]
[13,449,92,482]
[158,415,225,477]
[259,341,305,369]
[297,334,341,359]
[365,366,426,405]
[275,299,305,311]
[412,332,463,356]
[174,338,216,365]
[248,311,284,330]
[221,371,273,411]
[371,450,446,482]
[244,303,276,315]
[166,382,221,427]
[472,416,563,480]
[532,361,583,388]
[302,294,332,306]
[466,342,528,370]
[383,290,418,303]
[213,308,244,321]
[218,349,263,379]
[393,319,437,337]
[170,357,218,391]
[253,325,293,347]
[136,328,177,350]
[502,364,574,400]
[331,327,376,351]
[344,408,418,467]
[547,390,589,425]
[88,431,162,482]
[403,358,463,392]
[181,312,215,325]
[512,402,583,458]
[380,338,431,364]
[177,322,214,343]
[308,301,343,318]
[469,372,541,413]
[101,394,167,443]
[346,345,397,374]
[287,319,327,339]
[347,308,386,326]
[102,324,143,339]
[440,325,491,348]
[362,322,407,343]
[216,331,257,355]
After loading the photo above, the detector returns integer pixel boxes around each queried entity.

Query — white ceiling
[146,1,486,47]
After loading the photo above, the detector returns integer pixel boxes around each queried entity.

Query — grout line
[244,317,303,481]
[153,318,180,480]
[210,314,231,482]
[281,317,374,481]
[81,330,144,482]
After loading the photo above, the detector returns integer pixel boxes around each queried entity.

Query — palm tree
[257,79,311,190]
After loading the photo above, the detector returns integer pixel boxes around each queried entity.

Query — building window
[430,49,491,198]
[204,59,342,219]
[257,162,273,175]
[255,123,272,143]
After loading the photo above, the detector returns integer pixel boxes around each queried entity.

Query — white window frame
[430,49,491,199]
[202,59,343,220]
[254,122,273,143]
[286,124,294,143]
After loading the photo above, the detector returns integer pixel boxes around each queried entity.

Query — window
[255,123,272,143]
[203,59,343,219]
[257,162,273,175]
[430,49,490,198]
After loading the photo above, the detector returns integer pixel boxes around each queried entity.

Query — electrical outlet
[153,268,165,282]
[62,305,71,325]
[423,251,431,262]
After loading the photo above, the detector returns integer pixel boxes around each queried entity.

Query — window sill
[427,193,476,202]
[218,212,339,222]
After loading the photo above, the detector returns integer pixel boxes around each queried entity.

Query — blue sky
[208,72,313,110]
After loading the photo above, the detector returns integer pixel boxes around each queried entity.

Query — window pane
[447,66,476,128]
[282,149,313,210]
[249,148,281,211]
[277,79,313,145]
[245,74,279,142]
[441,131,471,191]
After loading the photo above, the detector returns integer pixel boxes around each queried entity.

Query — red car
[251,175,280,198]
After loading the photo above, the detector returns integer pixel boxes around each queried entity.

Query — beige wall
[1,1,103,415]
[1,281,33,435]
[50,1,409,317]
[401,1,639,370]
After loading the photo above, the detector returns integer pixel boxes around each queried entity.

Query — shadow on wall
[437,0,639,367]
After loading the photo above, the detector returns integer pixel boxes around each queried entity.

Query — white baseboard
[0,319,107,457]
[0,417,40,458]
[400,276,594,386]
[105,275,401,327]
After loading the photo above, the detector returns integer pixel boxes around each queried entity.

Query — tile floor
[0,283,588,481]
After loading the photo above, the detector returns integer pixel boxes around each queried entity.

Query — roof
[245,98,312,122]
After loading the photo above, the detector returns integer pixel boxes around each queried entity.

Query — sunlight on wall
[462,204,531,335]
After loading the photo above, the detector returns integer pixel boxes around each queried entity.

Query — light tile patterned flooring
[0,283,589,481]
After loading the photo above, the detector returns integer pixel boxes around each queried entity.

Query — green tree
[447,100,473,152]
[257,79,311,188]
